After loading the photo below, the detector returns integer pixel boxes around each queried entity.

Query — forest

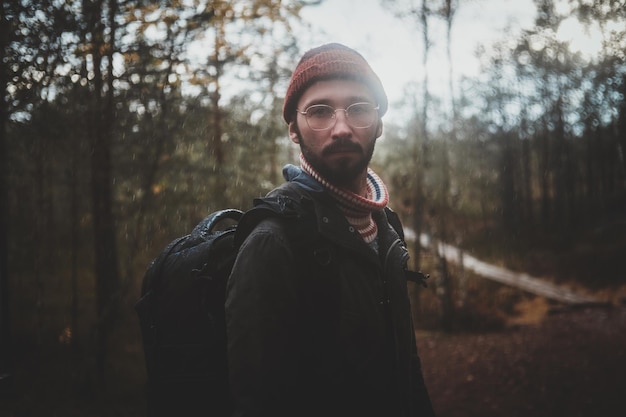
[1,0,625,416]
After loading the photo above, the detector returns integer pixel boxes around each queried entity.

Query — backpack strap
[384,207,405,242]
[234,182,313,247]
[190,209,243,240]
[383,207,430,288]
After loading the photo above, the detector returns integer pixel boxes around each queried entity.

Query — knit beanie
[283,43,388,124]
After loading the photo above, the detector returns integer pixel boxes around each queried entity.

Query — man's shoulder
[235,182,318,245]
[266,181,310,200]
[259,181,325,219]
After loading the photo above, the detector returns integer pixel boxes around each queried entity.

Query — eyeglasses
[296,102,380,131]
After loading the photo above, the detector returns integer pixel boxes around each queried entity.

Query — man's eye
[308,106,334,118]
[348,104,371,115]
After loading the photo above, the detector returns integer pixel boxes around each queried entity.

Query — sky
[295,0,541,123]
[296,0,610,122]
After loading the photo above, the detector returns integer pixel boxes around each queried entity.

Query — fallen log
[404,230,605,305]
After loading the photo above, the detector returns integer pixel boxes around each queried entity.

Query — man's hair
[282,43,388,124]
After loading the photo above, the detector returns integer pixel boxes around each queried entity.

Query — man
[226,43,435,417]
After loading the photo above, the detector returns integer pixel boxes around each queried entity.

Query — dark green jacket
[226,169,435,417]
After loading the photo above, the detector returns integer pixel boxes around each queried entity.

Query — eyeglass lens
[303,103,378,130]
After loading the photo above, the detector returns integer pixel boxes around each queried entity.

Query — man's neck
[342,172,369,197]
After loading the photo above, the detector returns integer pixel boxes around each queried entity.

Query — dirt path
[417,305,626,417]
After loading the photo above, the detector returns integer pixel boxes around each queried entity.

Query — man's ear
[375,119,383,138]
[288,122,300,144]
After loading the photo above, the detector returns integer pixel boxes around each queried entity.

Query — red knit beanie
[282,43,388,124]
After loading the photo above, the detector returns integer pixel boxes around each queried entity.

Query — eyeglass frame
[295,102,380,131]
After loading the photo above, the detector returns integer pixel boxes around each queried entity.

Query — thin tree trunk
[413,0,432,261]
[436,0,459,331]
[538,130,551,227]
[500,131,518,233]
[0,0,13,394]
[444,0,457,140]
[87,0,121,384]
[553,95,567,230]
[70,151,80,352]
[409,0,432,325]
[522,137,533,225]
[210,20,226,203]
[35,137,46,345]
[618,75,626,185]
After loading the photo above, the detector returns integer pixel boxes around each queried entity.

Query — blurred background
[1,0,625,416]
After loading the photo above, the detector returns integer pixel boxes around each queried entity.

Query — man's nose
[331,110,351,136]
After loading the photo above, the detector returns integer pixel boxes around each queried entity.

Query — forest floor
[419,301,626,417]
[2,298,626,416]
[5,193,626,416]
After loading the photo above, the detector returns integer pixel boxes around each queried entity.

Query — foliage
[379,0,626,268]
[1,0,309,394]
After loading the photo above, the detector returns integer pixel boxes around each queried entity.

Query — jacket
[225,165,435,417]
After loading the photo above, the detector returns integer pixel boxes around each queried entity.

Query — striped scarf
[300,154,389,243]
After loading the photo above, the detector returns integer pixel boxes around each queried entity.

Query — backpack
[134,185,428,417]
[134,194,303,417]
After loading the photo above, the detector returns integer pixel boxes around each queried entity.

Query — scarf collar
[299,154,389,243]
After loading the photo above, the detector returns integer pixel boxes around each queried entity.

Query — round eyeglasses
[296,102,380,131]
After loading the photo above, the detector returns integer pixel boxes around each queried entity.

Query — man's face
[289,79,383,190]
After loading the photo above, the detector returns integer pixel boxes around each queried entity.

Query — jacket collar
[281,164,405,265]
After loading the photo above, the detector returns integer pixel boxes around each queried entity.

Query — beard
[294,124,377,188]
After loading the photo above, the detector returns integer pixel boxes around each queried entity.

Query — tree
[382,0,459,329]
[433,0,458,331]
[79,0,122,383]
[2,0,82,386]
[0,0,14,396]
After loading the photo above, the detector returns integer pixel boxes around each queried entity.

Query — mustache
[322,140,363,156]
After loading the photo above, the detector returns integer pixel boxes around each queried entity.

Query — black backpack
[134,192,304,417]
[134,185,427,417]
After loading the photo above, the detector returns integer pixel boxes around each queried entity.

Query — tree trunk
[86,0,121,384]
[70,148,80,352]
[210,20,226,203]
[617,75,626,185]
[437,0,458,330]
[538,130,551,227]
[522,137,533,225]
[500,131,518,233]
[552,95,567,231]
[414,0,431,260]
[444,0,457,139]
[0,0,13,395]
[409,0,432,325]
